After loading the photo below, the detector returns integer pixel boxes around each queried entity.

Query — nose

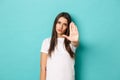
[59,24,63,29]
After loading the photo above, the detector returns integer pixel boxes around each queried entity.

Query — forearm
[40,68,46,80]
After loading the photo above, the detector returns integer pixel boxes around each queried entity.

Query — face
[56,17,68,36]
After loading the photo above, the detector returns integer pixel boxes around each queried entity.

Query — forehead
[58,17,68,23]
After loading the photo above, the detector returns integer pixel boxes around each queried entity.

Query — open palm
[62,22,79,42]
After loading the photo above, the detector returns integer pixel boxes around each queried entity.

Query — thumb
[62,35,69,39]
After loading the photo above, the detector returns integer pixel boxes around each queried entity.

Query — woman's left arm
[62,22,79,47]
[71,41,79,47]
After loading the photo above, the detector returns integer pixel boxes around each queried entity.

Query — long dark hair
[48,12,75,58]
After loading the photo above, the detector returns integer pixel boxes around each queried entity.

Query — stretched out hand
[62,22,79,42]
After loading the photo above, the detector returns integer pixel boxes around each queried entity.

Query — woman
[40,12,79,80]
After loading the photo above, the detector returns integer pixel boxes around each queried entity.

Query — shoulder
[42,37,51,44]
[43,37,51,41]
[40,37,51,53]
[41,37,51,48]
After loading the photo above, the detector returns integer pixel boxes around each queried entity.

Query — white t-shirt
[40,37,77,80]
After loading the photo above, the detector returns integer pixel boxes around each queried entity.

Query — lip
[58,29,62,32]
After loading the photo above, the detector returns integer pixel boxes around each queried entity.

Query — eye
[57,21,61,24]
[63,23,67,26]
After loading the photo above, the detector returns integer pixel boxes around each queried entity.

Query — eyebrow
[58,20,68,24]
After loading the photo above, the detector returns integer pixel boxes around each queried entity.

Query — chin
[57,31,62,34]
[57,32,63,35]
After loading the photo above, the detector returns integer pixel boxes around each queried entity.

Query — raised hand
[62,22,79,42]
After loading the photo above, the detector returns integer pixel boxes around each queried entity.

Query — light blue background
[0,0,120,80]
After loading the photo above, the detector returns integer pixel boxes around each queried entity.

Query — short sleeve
[70,43,77,53]
[40,38,50,54]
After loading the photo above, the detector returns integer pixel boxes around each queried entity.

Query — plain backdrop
[0,0,120,80]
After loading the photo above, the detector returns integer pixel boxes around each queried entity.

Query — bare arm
[71,41,79,47]
[40,52,48,80]
[62,22,79,47]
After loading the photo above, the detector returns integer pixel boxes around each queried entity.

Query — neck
[57,34,64,38]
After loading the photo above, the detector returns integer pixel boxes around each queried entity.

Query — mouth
[58,29,62,32]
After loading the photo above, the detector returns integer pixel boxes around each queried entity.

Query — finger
[70,22,72,32]
[70,22,75,32]
[72,22,78,32]
[72,23,79,37]
[70,22,74,33]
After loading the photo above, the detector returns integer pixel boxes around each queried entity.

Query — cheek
[63,26,67,32]
[56,24,60,29]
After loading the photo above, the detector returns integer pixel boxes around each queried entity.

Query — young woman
[40,12,79,80]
